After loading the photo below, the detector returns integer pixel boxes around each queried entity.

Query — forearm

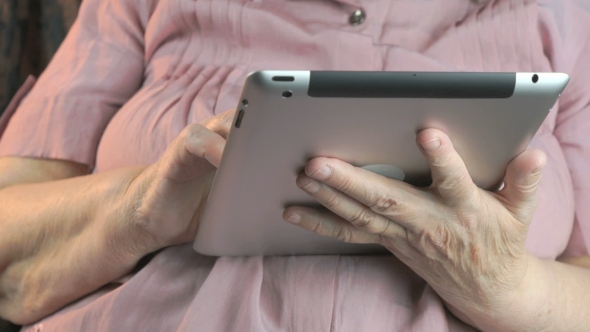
[473,254,590,331]
[0,166,149,325]
[0,112,232,325]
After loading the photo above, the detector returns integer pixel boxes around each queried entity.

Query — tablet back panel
[194,71,568,256]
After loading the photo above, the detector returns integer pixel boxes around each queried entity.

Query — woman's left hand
[283,128,546,328]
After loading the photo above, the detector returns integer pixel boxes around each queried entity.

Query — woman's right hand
[122,109,236,253]
[0,110,235,324]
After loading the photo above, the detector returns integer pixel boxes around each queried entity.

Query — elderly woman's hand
[283,128,546,329]
[123,110,236,252]
[0,109,237,324]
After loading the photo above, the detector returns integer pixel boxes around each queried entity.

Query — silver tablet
[194,71,569,256]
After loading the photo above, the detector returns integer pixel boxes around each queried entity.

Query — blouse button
[348,9,366,26]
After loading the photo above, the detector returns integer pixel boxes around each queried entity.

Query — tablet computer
[194,71,569,256]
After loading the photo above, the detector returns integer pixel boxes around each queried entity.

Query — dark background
[0,0,81,116]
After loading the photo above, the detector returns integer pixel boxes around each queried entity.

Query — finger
[200,109,236,139]
[162,124,226,182]
[183,123,227,168]
[283,206,382,244]
[499,148,546,222]
[295,174,409,239]
[304,157,428,232]
[416,128,477,204]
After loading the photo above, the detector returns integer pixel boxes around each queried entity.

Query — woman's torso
[26,0,575,331]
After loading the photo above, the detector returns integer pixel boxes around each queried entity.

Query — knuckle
[335,172,355,192]
[323,193,341,209]
[180,125,207,149]
[421,224,455,253]
[369,194,404,217]
[395,225,409,240]
[310,220,324,235]
[375,221,393,236]
[182,123,206,139]
[430,152,453,169]
[334,227,354,243]
[437,168,469,199]
[181,124,218,158]
[440,167,466,188]
[457,212,479,233]
[432,225,452,248]
[349,208,375,228]
[513,178,541,196]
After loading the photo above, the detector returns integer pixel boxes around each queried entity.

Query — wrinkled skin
[283,128,546,328]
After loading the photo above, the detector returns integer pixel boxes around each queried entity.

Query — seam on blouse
[104,0,145,57]
[77,24,145,62]
[75,0,145,61]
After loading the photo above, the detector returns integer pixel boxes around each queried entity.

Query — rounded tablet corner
[244,71,290,93]
[541,72,570,92]
[556,72,570,91]
[245,71,267,86]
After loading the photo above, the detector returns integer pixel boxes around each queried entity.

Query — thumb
[160,123,226,183]
[499,148,546,222]
[200,109,236,139]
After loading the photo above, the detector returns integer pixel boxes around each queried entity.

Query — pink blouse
[1,0,590,331]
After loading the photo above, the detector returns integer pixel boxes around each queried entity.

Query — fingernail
[420,138,441,151]
[286,213,301,224]
[300,179,321,193]
[309,165,332,180]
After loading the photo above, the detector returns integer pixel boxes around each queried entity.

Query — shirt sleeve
[0,0,148,168]
[541,0,590,256]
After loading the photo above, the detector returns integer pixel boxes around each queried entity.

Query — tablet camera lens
[282,91,293,98]
[242,99,248,106]
[532,74,539,83]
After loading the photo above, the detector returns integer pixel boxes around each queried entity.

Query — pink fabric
[0,0,589,330]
